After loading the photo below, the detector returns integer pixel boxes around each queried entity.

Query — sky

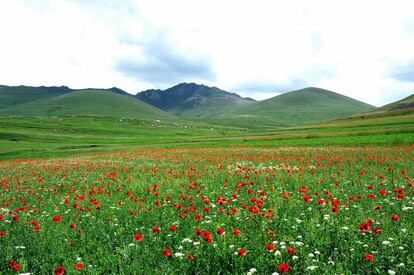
[1,0,414,106]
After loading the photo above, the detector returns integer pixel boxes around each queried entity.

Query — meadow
[0,146,413,274]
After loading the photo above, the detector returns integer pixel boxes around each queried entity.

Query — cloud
[115,33,216,85]
[231,79,308,94]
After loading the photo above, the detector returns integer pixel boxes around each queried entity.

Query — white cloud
[0,0,414,106]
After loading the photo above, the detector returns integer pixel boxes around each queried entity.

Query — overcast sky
[1,0,414,106]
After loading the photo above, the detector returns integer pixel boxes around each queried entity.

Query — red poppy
[70,223,76,229]
[169,225,177,231]
[12,215,19,222]
[278,263,290,273]
[217,228,224,235]
[302,195,311,202]
[364,253,374,262]
[54,265,65,275]
[238,248,246,256]
[0,231,6,236]
[187,254,193,260]
[163,248,171,257]
[74,262,84,270]
[372,227,382,234]
[11,263,21,270]
[232,228,240,236]
[133,234,143,241]
[53,216,62,222]
[286,247,296,254]
[391,214,400,221]
[359,222,370,232]
[266,243,275,251]
[152,226,160,233]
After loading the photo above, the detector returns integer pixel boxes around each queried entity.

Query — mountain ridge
[136,82,255,118]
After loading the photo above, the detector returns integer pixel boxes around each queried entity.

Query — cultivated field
[1,146,413,274]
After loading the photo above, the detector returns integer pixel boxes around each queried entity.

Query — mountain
[0,89,175,119]
[377,94,414,111]
[136,82,255,118]
[209,87,375,128]
[0,85,72,109]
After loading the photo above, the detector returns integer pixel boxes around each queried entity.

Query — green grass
[0,90,175,119]
[0,106,413,160]
[209,87,375,128]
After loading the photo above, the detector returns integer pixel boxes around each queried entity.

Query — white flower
[388,270,396,275]
[292,256,299,260]
[397,263,405,267]
[399,246,404,250]
[193,242,200,246]
[307,266,318,271]
[308,253,315,258]
[174,252,184,257]
[382,241,391,246]
[248,268,257,273]
[274,250,281,257]
[128,243,135,247]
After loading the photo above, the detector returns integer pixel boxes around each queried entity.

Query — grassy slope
[0,90,174,119]
[0,107,413,160]
[208,87,375,128]
[376,93,414,111]
[0,85,71,109]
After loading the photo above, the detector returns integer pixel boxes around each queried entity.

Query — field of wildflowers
[1,146,413,274]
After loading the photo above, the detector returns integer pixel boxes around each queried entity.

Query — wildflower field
[1,146,413,274]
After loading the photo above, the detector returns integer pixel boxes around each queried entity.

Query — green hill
[377,93,414,111]
[0,89,175,119]
[136,82,255,118]
[209,87,375,128]
[0,85,72,109]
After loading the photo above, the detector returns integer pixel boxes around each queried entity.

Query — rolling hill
[0,85,72,109]
[377,93,414,111]
[209,87,375,128]
[0,89,175,119]
[136,82,255,118]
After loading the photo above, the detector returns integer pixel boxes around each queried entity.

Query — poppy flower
[187,254,194,260]
[364,253,374,262]
[74,262,84,270]
[70,223,76,229]
[278,263,290,273]
[0,231,6,236]
[390,214,400,221]
[163,248,171,257]
[169,225,177,231]
[266,243,275,251]
[53,216,62,222]
[359,222,370,232]
[238,248,246,256]
[232,228,240,236]
[372,227,383,234]
[286,247,296,254]
[54,265,65,275]
[133,234,143,241]
[152,226,160,233]
[217,228,224,235]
